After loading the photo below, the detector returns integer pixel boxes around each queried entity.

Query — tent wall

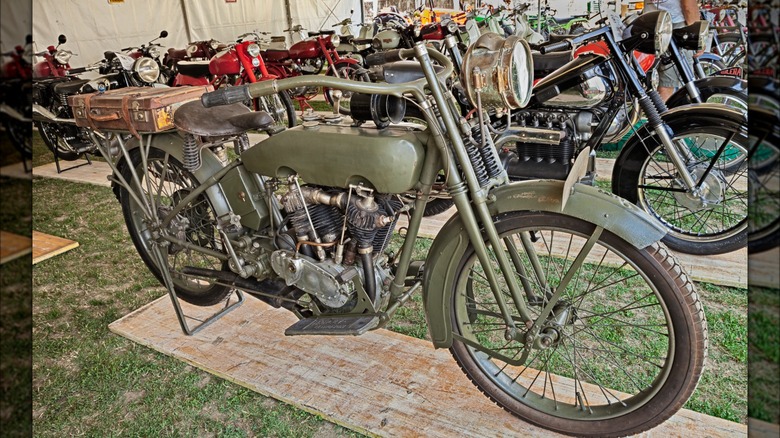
[1,0,32,53]
[32,0,361,66]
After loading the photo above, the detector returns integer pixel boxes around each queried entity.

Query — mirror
[160,30,169,38]
[58,34,67,44]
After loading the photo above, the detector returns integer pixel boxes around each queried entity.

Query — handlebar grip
[365,49,405,66]
[201,84,251,108]
[538,39,571,54]
[66,67,88,75]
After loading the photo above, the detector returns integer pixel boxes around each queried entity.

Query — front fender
[666,75,747,108]
[697,52,723,64]
[422,180,667,349]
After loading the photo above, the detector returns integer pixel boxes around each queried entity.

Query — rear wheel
[119,146,232,306]
[5,120,32,159]
[449,211,707,437]
[36,120,88,161]
[254,91,297,128]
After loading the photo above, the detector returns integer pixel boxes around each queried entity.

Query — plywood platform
[0,231,32,264]
[33,157,747,287]
[32,231,79,264]
[0,161,31,179]
[109,296,747,438]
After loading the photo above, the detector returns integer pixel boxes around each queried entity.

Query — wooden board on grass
[0,231,32,264]
[32,231,79,264]
[109,296,746,438]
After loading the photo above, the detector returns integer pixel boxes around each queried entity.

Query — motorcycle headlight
[133,57,160,83]
[460,33,533,110]
[672,20,709,51]
[210,40,220,50]
[147,45,161,59]
[55,50,72,65]
[246,43,261,58]
[446,21,459,34]
[252,58,260,67]
[625,10,672,55]
[330,34,341,47]
[186,44,198,55]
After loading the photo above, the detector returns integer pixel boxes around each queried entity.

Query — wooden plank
[32,160,112,187]
[109,296,747,438]
[750,247,780,289]
[0,231,32,264]
[32,230,79,265]
[748,418,780,438]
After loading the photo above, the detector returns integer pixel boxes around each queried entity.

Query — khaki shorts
[658,47,695,88]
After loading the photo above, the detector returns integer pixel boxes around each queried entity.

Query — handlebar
[202,45,450,108]
[538,39,572,54]
[66,64,101,75]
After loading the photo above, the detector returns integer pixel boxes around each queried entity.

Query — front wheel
[254,91,297,128]
[118,146,232,306]
[449,211,707,437]
[613,119,749,255]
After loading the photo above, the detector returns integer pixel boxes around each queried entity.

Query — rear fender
[422,180,667,348]
[111,132,234,222]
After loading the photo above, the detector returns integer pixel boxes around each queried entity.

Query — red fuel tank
[262,49,289,62]
[209,49,240,76]
[288,40,320,60]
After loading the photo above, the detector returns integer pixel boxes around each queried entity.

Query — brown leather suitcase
[69,85,213,137]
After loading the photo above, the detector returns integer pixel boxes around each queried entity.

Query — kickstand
[151,243,244,336]
[54,150,92,174]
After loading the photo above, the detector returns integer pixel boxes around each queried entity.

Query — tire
[4,120,32,159]
[448,211,707,437]
[613,119,749,255]
[423,198,454,217]
[323,61,370,116]
[747,109,780,253]
[697,58,727,77]
[118,146,232,306]
[255,91,297,128]
[35,121,83,161]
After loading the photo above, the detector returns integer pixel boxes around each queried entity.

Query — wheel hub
[672,165,727,212]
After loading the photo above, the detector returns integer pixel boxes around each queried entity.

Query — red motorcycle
[262,29,367,115]
[172,32,295,128]
[1,34,33,158]
[33,34,73,78]
[163,38,226,72]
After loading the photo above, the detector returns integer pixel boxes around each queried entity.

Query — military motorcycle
[93,39,706,437]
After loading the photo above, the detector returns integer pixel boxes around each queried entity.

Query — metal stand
[90,130,244,336]
[54,148,92,174]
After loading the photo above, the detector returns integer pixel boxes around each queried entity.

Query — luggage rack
[88,130,244,335]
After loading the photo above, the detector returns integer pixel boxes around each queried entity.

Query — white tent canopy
[32,0,362,66]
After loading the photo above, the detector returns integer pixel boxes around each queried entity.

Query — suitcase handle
[89,111,121,122]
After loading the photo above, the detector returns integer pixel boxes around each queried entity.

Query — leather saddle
[176,60,211,78]
[174,100,275,136]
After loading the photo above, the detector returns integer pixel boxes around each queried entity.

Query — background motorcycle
[171,32,295,129]
[97,41,706,438]
[495,11,748,255]
[33,38,163,162]
[1,35,33,159]
[120,30,172,86]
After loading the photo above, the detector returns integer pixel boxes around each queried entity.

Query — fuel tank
[374,29,401,49]
[288,40,320,60]
[209,49,240,76]
[262,49,289,62]
[242,124,427,193]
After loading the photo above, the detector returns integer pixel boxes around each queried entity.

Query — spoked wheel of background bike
[118,146,232,306]
[747,107,780,253]
[614,121,749,255]
[323,62,370,116]
[448,211,707,437]
[252,91,297,128]
[4,120,32,159]
[36,121,87,161]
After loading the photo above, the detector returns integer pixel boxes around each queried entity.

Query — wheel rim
[453,220,674,420]
[126,150,225,294]
[255,94,290,128]
[748,130,780,243]
[637,130,748,243]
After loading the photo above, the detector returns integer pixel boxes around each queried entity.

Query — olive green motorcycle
[99,40,707,437]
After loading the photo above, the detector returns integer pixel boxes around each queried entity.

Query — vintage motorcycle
[95,38,706,436]
[33,35,164,162]
[171,31,296,129]
[121,30,172,86]
[495,11,748,255]
[1,35,33,159]
[163,38,226,72]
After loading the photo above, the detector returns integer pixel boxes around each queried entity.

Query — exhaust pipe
[0,103,31,123]
[32,103,77,124]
